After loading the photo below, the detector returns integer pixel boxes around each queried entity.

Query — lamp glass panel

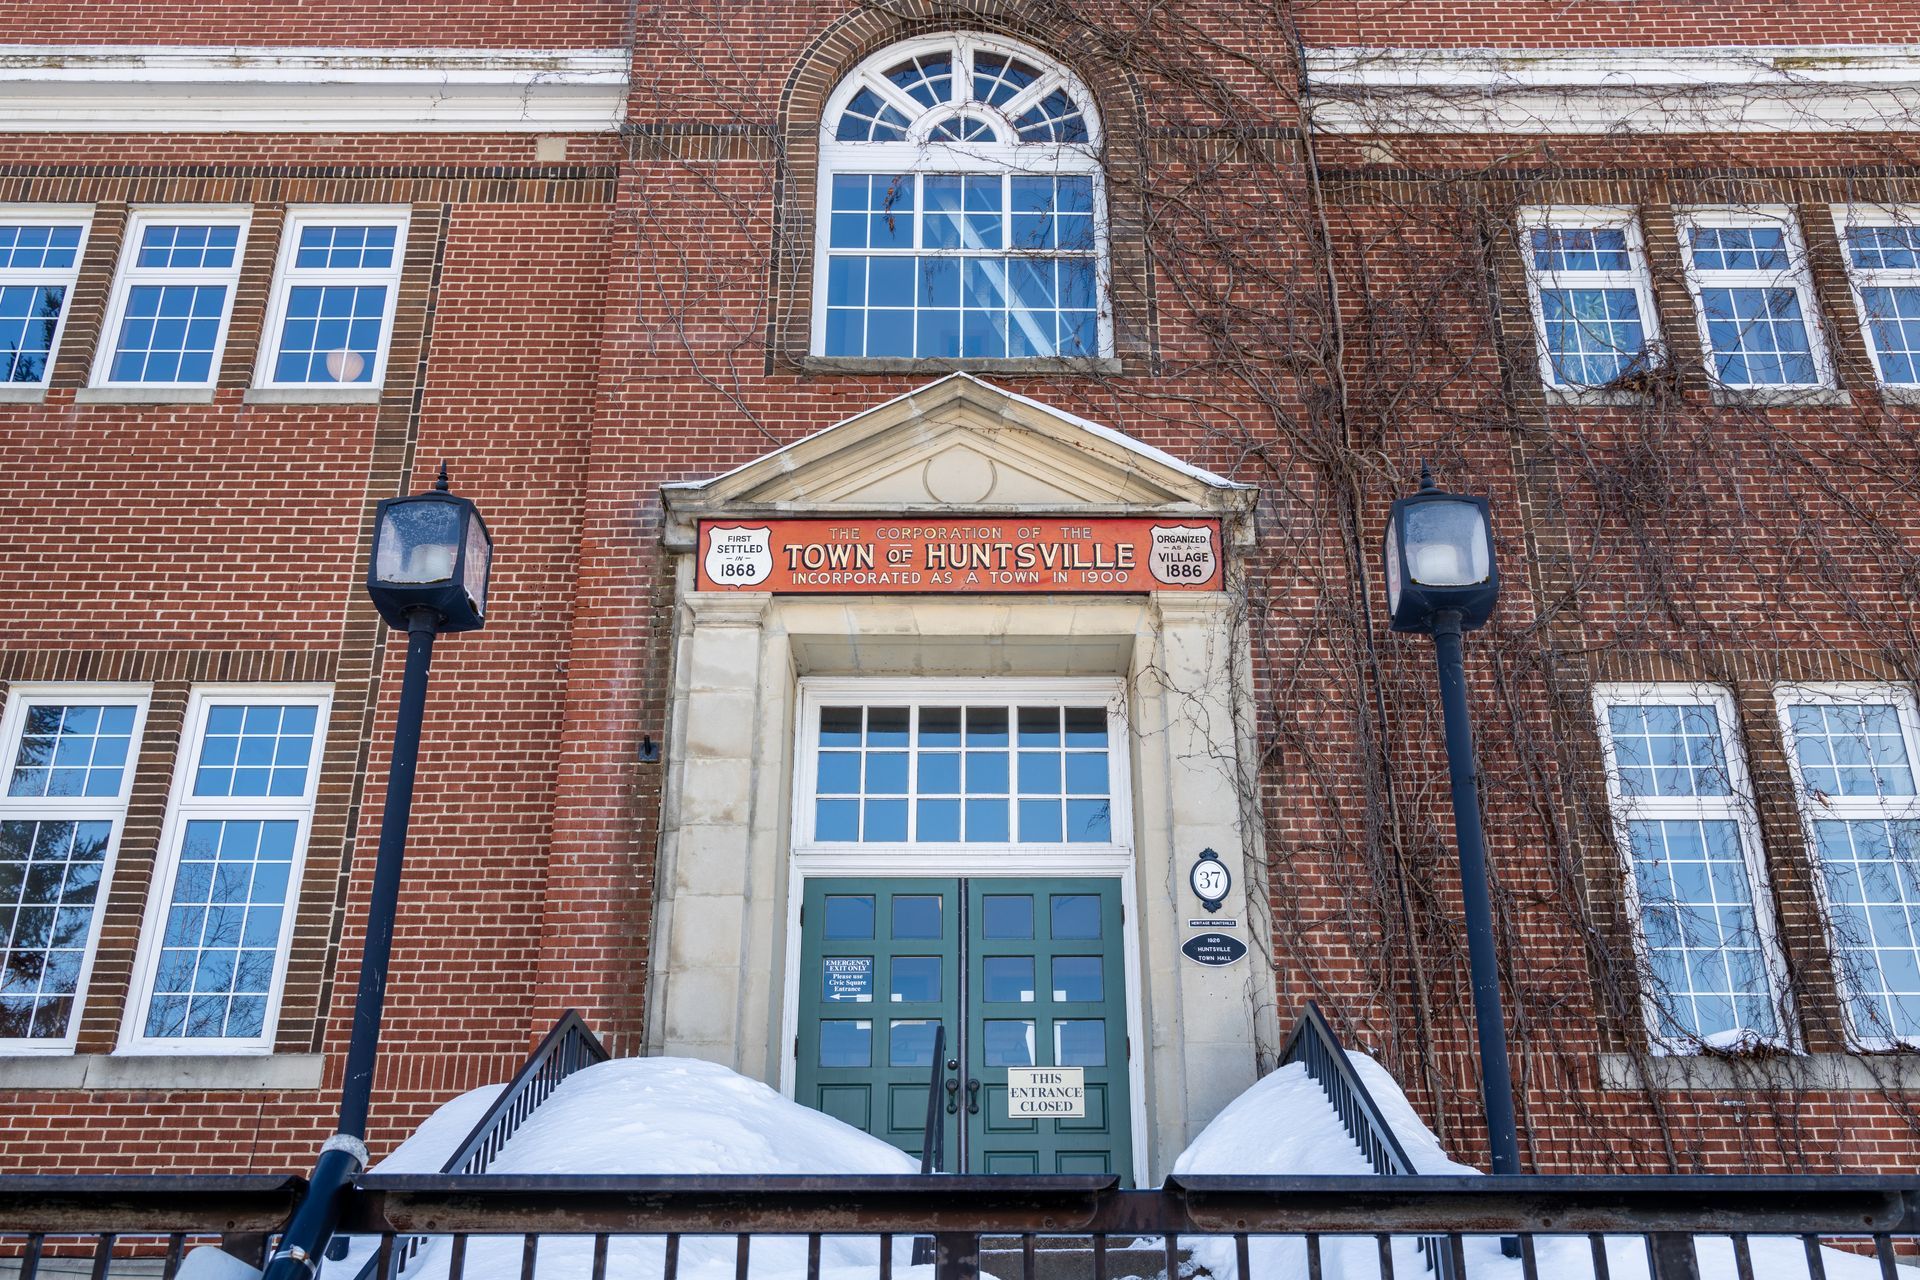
[461,516,491,615]
[374,501,463,585]
[1402,499,1490,587]
[1383,515,1402,612]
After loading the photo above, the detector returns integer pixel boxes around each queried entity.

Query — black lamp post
[261,464,492,1280]
[1383,466,1521,1182]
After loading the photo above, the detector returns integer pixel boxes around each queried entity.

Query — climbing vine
[622,0,1920,1172]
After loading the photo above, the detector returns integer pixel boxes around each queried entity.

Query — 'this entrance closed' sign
[1006,1066,1088,1118]
[698,518,1222,594]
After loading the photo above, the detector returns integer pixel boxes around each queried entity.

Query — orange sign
[697,517,1222,594]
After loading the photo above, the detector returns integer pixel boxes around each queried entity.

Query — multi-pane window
[0,211,90,386]
[1833,206,1920,386]
[1519,208,1660,390]
[805,698,1120,846]
[1776,685,1920,1048]
[815,34,1108,361]
[1593,686,1789,1051]
[0,687,149,1051]
[257,209,408,388]
[94,209,249,387]
[823,173,1098,358]
[125,689,328,1051]
[1676,211,1829,388]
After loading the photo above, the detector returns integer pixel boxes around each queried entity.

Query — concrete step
[976,1238,1192,1280]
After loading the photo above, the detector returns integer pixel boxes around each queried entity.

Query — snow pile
[325,1050,1902,1280]
[327,1057,919,1280]
[373,1083,505,1172]
[1172,1056,1894,1280]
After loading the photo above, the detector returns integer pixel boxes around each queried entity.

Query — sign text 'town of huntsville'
[698,517,1222,594]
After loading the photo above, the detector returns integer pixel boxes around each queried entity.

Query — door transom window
[803,698,1122,847]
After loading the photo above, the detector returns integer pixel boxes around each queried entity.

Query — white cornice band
[0,45,629,132]
[1304,45,1920,134]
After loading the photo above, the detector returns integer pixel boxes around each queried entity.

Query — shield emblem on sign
[704,525,773,587]
[1147,524,1217,586]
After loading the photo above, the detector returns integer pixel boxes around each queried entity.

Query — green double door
[796,876,1132,1180]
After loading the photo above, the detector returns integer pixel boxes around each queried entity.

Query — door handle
[945,1076,960,1114]
[966,1077,981,1115]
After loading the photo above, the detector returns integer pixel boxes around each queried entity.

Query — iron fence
[2,1173,1915,1280]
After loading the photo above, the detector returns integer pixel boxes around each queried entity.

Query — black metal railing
[342,1011,609,1280]
[1280,1001,1422,1180]
[2,1173,1916,1280]
[440,1010,610,1179]
[919,1022,948,1177]
[1281,1000,1459,1277]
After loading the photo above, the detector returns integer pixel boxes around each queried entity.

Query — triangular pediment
[662,375,1253,535]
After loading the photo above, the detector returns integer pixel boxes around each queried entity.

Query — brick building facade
[3,0,1920,1181]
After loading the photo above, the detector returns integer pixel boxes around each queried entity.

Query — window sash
[0,208,93,387]
[794,681,1129,853]
[254,208,409,389]
[1676,210,1830,389]
[819,171,1108,360]
[825,173,1100,259]
[1775,683,1920,1048]
[91,208,249,389]
[1519,208,1661,390]
[1832,204,1920,387]
[121,687,329,1054]
[0,685,150,1053]
[1592,684,1792,1053]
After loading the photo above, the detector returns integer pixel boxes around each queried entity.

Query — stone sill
[1709,386,1852,408]
[795,356,1124,377]
[74,386,217,405]
[0,1053,324,1091]
[244,386,384,405]
[1600,1051,1920,1092]
[1541,386,1649,407]
[0,384,48,404]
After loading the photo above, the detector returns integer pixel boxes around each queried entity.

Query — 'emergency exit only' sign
[1006,1067,1087,1118]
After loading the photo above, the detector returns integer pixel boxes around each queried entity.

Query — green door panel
[795,874,1132,1181]
[796,878,959,1164]
[965,877,1131,1182]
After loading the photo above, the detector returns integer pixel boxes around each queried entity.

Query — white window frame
[1591,682,1795,1054]
[253,206,409,390]
[0,206,93,389]
[89,206,251,390]
[1830,202,1920,391]
[1673,206,1833,391]
[810,32,1112,362]
[1517,206,1664,392]
[1773,681,1920,1051]
[119,684,331,1056]
[0,683,151,1055]
[790,677,1133,860]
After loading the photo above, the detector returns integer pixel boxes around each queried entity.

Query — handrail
[919,1022,948,1176]
[4,1172,1918,1280]
[1279,1001,1455,1278]
[342,1010,609,1280]
[1279,1001,1422,1178]
[440,1009,610,1178]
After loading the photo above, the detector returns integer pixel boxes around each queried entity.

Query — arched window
[814,34,1107,362]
